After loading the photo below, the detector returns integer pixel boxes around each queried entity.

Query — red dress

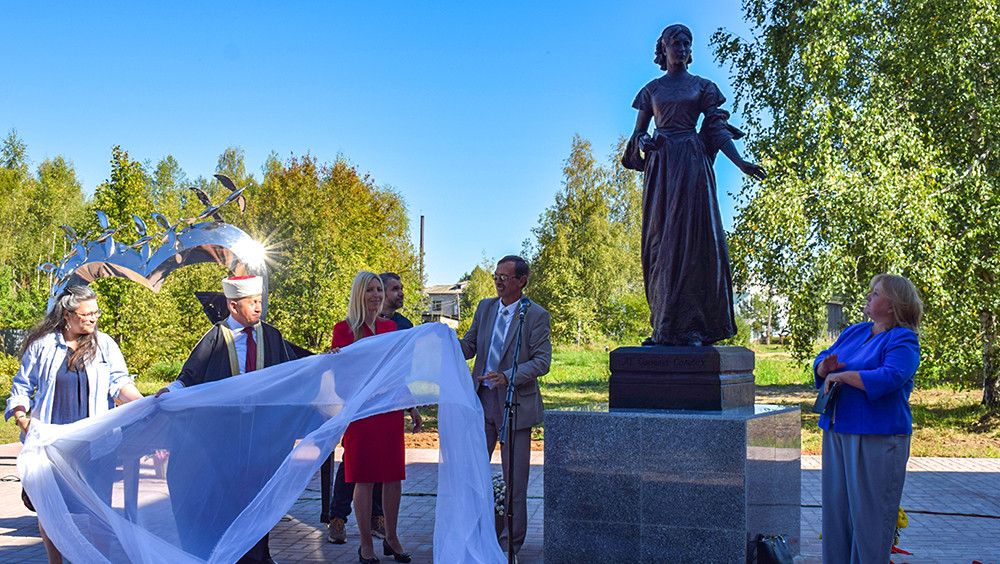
[332,318,406,483]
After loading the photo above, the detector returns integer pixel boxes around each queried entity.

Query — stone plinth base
[609,346,755,410]
[543,404,801,563]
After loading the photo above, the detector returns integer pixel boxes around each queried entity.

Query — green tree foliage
[1,130,29,176]
[713,0,1000,404]
[89,146,161,369]
[0,352,18,396]
[530,136,647,344]
[92,146,152,229]
[216,147,256,194]
[150,155,191,219]
[0,266,44,329]
[738,289,784,345]
[0,131,86,327]
[2,138,420,372]
[457,264,495,336]
[718,314,751,347]
[246,153,420,350]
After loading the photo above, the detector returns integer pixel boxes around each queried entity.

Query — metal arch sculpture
[41,174,271,319]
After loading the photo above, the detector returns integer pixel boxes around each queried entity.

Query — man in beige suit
[459,255,551,558]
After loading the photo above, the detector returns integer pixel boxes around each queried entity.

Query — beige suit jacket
[459,297,551,429]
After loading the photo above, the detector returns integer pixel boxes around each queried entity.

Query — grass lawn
[4,344,999,457]
[735,346,1000,458]
[533,342,999,458]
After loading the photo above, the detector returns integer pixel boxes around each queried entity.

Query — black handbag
[755,534,793,564]
[811,381,840,415]
[21,487,35,512]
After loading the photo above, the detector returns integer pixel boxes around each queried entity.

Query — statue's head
[654,24,693,71]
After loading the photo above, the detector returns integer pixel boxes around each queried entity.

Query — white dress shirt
[226,316,253,375]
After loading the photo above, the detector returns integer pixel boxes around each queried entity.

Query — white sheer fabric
[18,323,505,563]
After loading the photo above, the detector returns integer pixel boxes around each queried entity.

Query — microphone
[518,297,530,319]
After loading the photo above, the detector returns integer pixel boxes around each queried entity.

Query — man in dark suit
[157,275,295,564]
[459,255,551,558]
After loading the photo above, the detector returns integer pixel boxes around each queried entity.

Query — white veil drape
[17,323,505,563]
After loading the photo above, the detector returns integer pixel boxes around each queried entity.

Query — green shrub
[0,352,19,397]
[142,360,183,383]
[718,315,751,347]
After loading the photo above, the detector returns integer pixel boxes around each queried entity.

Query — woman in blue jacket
[814,274,922,563]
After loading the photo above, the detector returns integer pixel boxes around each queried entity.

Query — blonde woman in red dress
[330,271,420,563]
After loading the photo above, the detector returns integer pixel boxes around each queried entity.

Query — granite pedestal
[544,404,800,563]
[545,346,800,563]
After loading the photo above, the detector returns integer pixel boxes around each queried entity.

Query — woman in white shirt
[5,285,142,564]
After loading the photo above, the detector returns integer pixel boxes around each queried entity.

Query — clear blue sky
[4,1,757,286]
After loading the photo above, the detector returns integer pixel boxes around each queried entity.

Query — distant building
[423,281,468,329]
[826,297,849,339]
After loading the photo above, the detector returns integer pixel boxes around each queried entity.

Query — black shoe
[382,539,411,563]
[358,546,380,564]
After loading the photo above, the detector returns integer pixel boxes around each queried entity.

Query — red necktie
[243,326,257,372]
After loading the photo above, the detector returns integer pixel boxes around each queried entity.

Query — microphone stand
[498,298,528,564]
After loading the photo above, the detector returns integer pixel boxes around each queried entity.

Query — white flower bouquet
[492,472,506,515]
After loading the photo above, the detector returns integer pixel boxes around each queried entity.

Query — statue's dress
[623,73,741,345]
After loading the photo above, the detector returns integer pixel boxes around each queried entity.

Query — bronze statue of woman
[623,23,765,347]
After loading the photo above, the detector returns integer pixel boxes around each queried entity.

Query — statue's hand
[739,160,766,181]
[638,133,656,153]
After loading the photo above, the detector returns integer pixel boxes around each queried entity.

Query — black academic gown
[178,321,295,387]
[168,319,296,563]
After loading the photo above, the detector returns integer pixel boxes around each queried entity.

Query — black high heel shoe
[358,546,380,563]
[382,539,411,563]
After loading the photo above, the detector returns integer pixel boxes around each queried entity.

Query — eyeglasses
[72,310,101,320]
[493,274,521,282]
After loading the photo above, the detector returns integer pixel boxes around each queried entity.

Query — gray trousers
[480,385,532,555]
[822,430,910,564]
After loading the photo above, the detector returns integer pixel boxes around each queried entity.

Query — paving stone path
[1,443,997,563]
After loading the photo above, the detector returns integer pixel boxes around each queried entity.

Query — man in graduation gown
[157,275,295,564]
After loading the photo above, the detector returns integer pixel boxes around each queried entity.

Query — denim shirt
[5,331,132,438]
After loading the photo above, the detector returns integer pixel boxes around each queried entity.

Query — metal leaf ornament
[40,171,271,318]
[189,186,224,223]
[96,209,110,230]
[59,225,79,243]
[151,213,172,231]
[214,173,247,214]
[131,214,148,237]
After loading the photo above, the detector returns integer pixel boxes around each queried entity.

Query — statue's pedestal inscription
[609,345,755,410]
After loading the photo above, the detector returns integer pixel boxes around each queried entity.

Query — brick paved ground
[2,443,998,563]
[799,456,1000,564]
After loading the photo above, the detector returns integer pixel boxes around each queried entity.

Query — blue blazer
[814,322,920,435]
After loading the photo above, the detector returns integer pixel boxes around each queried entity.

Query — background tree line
[522,134,752,349]
[0,131,421,376]
[519,0,1000,410]
[710,0,1000,406]
[5,0,999,413]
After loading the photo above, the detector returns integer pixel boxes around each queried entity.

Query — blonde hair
[346,271,383,340]
[870,274,923,332]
